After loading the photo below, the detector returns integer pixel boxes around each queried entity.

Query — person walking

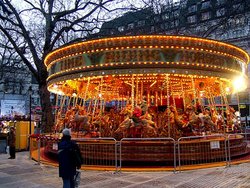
[58,128,82,188]
[7,126,16,159]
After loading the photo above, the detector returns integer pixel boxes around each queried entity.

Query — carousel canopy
[44,35,249,102]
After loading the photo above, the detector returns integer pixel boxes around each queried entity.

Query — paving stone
[0,151,250,188]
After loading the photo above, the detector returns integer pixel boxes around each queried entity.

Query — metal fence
[29,133,250,172]
[177,134,228,170]
[119,137,176,171]
[75,138,117,170]
[227,133,250,166]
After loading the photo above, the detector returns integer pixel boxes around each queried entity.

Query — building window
[188,5,197,13]
[201,12,211,21]
[201,1,211,9]
[118,26,124,32]
[216,8,225,17]
[138,20,145,27]
[216,0,225,5]
[187,15,196,23]
[127,23,134,30]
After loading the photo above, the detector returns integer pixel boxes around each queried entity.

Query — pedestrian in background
[7,126,16,159]
[58,128,82,188]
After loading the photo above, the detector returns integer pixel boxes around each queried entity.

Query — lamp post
[28,86,32,136]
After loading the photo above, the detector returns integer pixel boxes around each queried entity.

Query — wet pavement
[0,151,250,188]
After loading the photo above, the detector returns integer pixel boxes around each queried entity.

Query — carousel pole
[67,96,72,110]
[87,99,92,114]
[135,75,139,106]
[99,77,104,115]
[209,87,217,114]
[219,80,226,134]
[147,90,150,107]
[166,74,170,137]
[117,92,120,111]
[79,98,83,106]
[101,85,107,114]
[191,76,197,110]
[207,90,212,110]
[141,81,143,102]
[83,77,90,108]
[170,85,176,109]
[54,94,59,125]
[198,93,205,112]
[59,95,64,111]
[72,96,76,107]
[60,95,67,113]
[181,79,186,110]
[102,97,106,114]
[121,94,124,110]
[131,74,135,111]
[236,91,241,118]
[160,90,163,106]
[93,77,103,117]
[74,95,79,107]
[155,91,158,107]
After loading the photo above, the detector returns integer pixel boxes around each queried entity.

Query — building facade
[0,58,40,120]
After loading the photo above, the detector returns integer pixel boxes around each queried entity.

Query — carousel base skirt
[37,133,250,171]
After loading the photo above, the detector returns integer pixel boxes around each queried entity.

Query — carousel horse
[226,107,240,132]
[73,108,92,133]
[185,107,217,135]
[54,110,64,132]
[114,103,157,139]
[92,112,111,136]
[161,106,185,139]
[113,104,133,138]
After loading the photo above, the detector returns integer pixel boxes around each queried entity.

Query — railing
[119,137,176,172]
[177,134,228,171]
[227,133,250,166]
[75,138,117,171]
[29,133,250,172]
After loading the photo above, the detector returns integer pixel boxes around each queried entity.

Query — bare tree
[0,0,136,132]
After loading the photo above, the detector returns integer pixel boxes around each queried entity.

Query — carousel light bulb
[225,87,230,93]
[233,76,247,92]
[53,84,58,89]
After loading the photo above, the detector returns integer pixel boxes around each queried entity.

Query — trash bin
[0,133,7,153]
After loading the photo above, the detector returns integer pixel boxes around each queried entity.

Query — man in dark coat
[7,126,16,159]
[58,128,82,188]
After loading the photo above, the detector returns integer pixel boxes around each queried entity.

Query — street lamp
[28,86,32,136]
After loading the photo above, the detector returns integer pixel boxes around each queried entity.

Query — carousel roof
[44,35,249,99]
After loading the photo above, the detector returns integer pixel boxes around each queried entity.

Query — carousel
[43,35,250,167]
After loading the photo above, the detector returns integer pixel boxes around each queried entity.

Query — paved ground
[0,151,250,188]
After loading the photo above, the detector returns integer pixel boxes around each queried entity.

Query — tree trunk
[34,57,54,133]
[39,83,54,133]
